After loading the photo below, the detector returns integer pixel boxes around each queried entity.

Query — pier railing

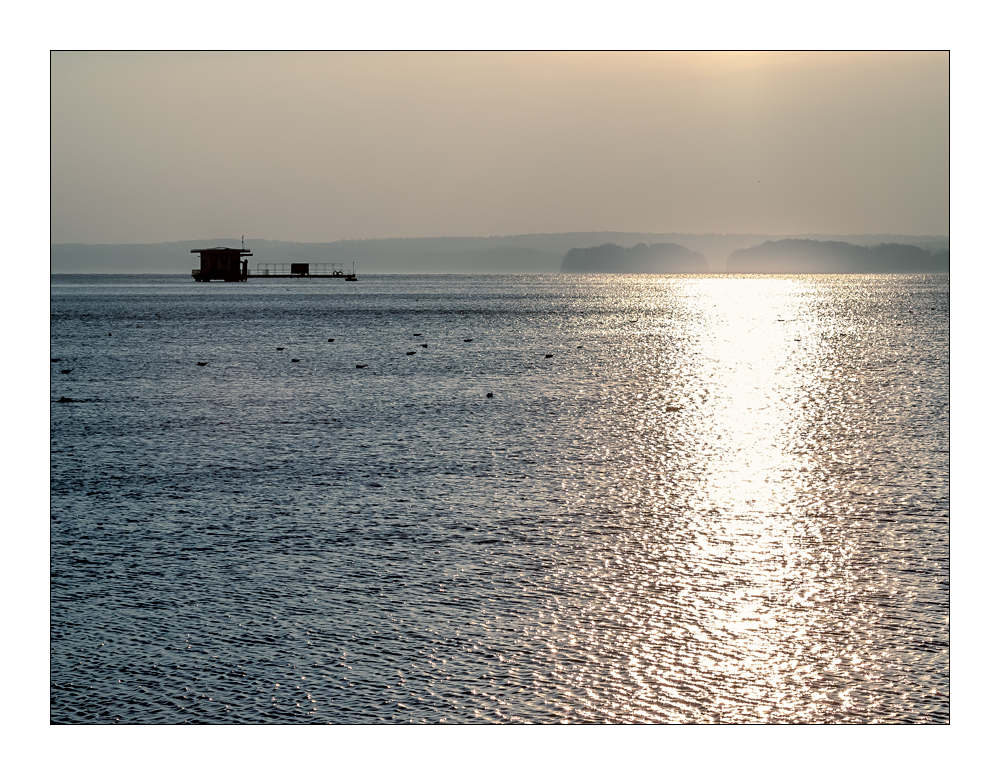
[253,263,345,276]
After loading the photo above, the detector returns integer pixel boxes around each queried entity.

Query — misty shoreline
[727,239,949,274]
[52,232,948,275]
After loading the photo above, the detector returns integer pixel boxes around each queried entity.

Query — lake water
[50,273,949,723]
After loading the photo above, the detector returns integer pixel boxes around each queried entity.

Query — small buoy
[197,362,208,366]
[421,344,427,348]
[291,359,300,363]
[356,364,368,369]
[544,354,553,358]
[486,393,493,398]
[406,351,416,355]
[60,369,73,374]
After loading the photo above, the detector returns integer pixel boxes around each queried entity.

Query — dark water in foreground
[50,273,948,723]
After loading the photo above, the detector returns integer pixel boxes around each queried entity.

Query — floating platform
[191,247,357,281]
[248,263,357,281]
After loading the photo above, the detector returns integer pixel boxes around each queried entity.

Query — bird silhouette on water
[291,359,300,363]
[406,351,416,355]
[60,368,73,374]
[421,344,427,348]
[544,354,553,358]
[276,347,284,351]
[356,364,368,369]
[197,362,208,367]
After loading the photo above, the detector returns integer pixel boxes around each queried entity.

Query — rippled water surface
[51,273,949,723]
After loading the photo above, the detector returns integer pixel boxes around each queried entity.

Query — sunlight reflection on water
[548,276,946,722]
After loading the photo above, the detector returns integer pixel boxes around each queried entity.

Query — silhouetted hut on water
[191,246,252,282]
[190,245,357,281]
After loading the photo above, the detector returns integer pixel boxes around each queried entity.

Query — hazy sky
[51,51,948,244]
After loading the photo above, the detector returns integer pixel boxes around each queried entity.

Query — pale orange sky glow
[51,51,948,244]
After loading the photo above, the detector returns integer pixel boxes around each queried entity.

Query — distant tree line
[726,240,949,273]
[560,243,709,273]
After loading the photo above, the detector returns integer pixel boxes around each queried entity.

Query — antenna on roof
[242,235,245,250]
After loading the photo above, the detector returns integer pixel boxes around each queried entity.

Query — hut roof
[190,247,253,255]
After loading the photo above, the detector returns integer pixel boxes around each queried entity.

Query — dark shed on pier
[191,247,253,282]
